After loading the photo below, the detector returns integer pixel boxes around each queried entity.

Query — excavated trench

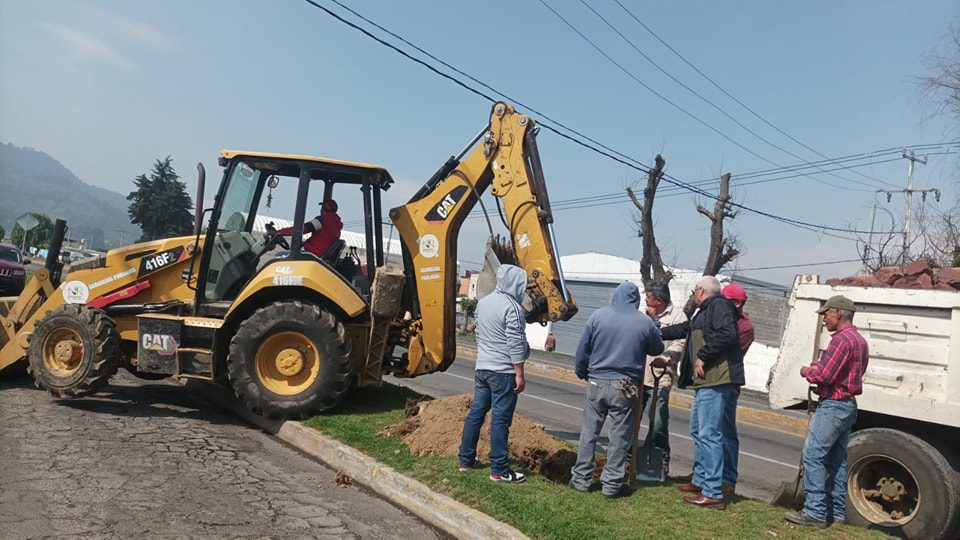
[381,395,605,484]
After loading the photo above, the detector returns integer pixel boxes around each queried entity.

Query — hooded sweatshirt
[575,282,665,384]
[474,264,530,373]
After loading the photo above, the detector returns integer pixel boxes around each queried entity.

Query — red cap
[722,284,747,303]
[321,199,338,213]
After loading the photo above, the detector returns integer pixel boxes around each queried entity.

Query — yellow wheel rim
[43,328,84,377]
[255,331,321,396]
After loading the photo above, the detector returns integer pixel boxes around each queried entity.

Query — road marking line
[455,349,805,439]
[439,371,799,470]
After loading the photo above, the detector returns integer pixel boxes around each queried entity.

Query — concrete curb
[186,379,528,540]
[456,346,808,436]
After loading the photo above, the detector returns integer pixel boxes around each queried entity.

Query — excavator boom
[390,102,577,376]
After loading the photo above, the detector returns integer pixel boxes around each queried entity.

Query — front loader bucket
[0,219,68,374]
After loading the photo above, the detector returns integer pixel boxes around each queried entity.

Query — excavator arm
[390,102,577,377]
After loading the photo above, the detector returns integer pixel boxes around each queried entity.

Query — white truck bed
[767,275,960,428]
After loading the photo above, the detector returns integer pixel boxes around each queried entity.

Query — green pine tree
[127,156,194,242]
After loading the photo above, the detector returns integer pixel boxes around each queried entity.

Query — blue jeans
[802,399,857,522]
[459,370,518,475]
[570,379,638,496]
[639,385,671,464]
[690,384,739,499]
[721,386,740,487]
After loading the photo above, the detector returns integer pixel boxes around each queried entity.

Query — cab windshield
[219,161,262,232]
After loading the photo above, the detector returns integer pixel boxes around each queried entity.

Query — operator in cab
[271,199,343,259]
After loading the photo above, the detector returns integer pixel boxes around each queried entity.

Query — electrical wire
[578,0,894,191]
[611,0,898,188]
[302,0,914,240]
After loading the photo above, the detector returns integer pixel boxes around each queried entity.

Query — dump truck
[768,275,960,539]
[0,102,577,419]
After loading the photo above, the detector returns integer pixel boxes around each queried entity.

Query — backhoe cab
[0,102,576,419]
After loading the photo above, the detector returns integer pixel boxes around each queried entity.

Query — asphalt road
[0,370,441,540]
[392,357,804,502]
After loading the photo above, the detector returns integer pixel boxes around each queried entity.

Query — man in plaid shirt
[785,295,869,529]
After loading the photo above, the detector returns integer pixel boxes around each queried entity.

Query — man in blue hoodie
[458,264,530,483]
[569,282,664,498]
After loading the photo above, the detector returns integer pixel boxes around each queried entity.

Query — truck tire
[847,428,960,539]
[28,304,120,398]
[227,300,352,419]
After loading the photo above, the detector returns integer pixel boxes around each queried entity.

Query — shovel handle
[629,391,642,486]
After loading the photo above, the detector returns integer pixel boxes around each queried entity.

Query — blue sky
[1,0,957,283]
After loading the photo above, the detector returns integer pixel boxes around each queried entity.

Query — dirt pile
[381,395,604,484]
[825,259,960,291]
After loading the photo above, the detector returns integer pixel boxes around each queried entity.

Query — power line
[610,0,897,189]
[319,0,652,182]
[317,0,956,193]
[537,0,880,193]
[733,258,863,271]
[301,0,898,241]
[577,0,894,192]
[458,151,948,221]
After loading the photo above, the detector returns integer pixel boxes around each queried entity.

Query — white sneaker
[490,470,526,483]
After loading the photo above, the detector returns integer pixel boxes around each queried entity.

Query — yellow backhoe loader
[0,102,577,418]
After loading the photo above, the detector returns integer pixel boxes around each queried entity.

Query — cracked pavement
[0,369,443,539]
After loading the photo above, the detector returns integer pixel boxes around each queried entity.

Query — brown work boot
[722,483,736,498]
[683,494,725,510]
[676,482,701,494]
[674,472,693,483]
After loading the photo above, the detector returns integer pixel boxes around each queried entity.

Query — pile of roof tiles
[825,259,960,291]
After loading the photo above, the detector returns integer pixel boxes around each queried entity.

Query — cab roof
[219,149,394,190]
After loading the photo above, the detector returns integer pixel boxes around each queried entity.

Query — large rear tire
[227,300,352,419]
[847,428,960,539]
[28,304,120,398]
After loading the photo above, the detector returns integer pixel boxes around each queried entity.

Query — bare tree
[917,25,960,123]
[627,154,672,286]
[697,173,741,276]
[856,197,959,271]
[677,172,742,316]
[856,204,908,271]
[914,25,960,268]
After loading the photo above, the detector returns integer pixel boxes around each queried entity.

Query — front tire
[847,428,960,539]
[28,304,120,398]
[227,300,352,419]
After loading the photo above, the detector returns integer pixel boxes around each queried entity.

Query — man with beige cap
[785,295,869,529]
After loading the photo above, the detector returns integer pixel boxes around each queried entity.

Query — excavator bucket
[474,237,501,301]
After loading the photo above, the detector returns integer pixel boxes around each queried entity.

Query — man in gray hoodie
[570,282,664,497]
[458,264,530,483]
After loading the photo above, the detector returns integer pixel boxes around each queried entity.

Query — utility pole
[864,204,877,266]
[876,150,940,265]
[112,228,129,247]
[902,149,926,263]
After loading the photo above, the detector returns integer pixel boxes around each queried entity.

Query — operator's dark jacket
[661,294,744,390]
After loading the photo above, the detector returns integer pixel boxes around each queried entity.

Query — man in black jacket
[661,276,744,510]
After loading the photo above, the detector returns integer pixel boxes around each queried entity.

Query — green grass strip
[304,383,886,539]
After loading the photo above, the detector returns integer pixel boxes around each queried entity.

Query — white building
[545,252,778,393]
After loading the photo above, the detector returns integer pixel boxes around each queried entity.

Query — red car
[0,243,28,296]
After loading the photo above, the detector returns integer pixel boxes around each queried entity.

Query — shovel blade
[771,477,805,509]
[634,448,666,483]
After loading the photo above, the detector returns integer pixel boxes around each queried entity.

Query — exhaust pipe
[45,219,68,286]
[194,163,205,236]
